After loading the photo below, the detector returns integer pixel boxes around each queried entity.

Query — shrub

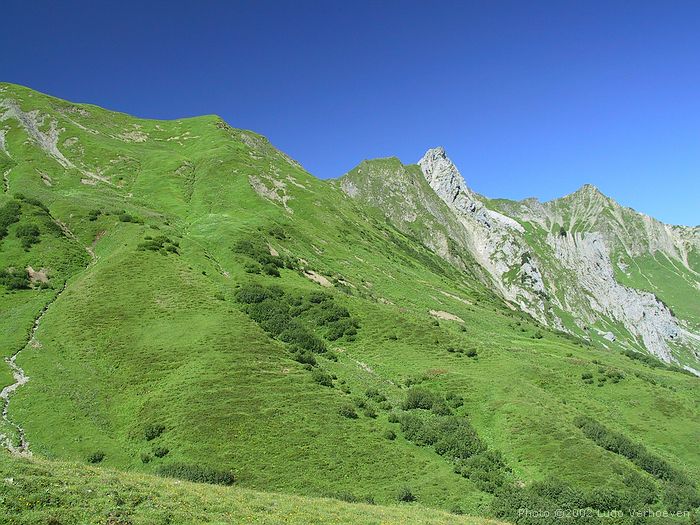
[575,416,690,485]
[87,209,102,221]
[118,213,134,222]
[268,225,287,240]
[292,349,317,366]
[244,262,261,274]
[144,424,165,441]
[363,405,377,418]
[384,429,396,440]
[465,348,478,358]
[445,392,464,408]
[581,372,593,380]
[338,404,358,419]
[450,505,464,515]
[15,223,41,250]
[0,200,21,240]
[153,447,169,458]
[397,486,416,502]
[86,451,105,464]
[235,283,283,304]
[280,325,326,353]
[365,387,387,402]
[326,317,359,340]
[156,464,235,485]
[311,368,333,387]
[263,263,280,277]
[402,387,436,410]
[431,400,452,416]
[0,268,30,290]
[140,453,152,464]
[387,412,400,424]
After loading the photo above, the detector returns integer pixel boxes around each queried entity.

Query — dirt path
[0,281,67,455]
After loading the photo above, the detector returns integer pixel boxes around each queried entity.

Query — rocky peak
[417,147,477,203]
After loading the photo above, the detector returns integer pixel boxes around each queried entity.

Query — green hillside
[0,452,503,525]
[1,83,699,524]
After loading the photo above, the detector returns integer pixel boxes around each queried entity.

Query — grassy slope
[1,83,699,520]
[0,452,502,525]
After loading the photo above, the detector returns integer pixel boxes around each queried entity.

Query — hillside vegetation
[0,83,698,524]
[0,452,503,525]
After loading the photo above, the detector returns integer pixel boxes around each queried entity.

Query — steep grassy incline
[0,452,503,525]
[1,83,699,524]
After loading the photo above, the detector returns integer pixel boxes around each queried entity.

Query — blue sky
[2,1,699,225]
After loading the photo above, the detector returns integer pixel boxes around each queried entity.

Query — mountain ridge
[1,83,699,524]
[342,147,699,369]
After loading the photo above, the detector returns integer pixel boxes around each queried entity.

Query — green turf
[0,82,698,523]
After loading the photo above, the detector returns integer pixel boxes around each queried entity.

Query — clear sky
[2,1,699,225]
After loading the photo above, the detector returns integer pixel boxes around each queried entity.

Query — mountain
[341,147,700,372]
[1,83,699,524]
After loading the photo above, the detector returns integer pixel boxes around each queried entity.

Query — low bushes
[144,423,165,441]
[236,283,359,353]
[86,451,105,464]
[0,268,30,290]
[137,235,179,255]
[575,415,700,512]
[156,463,235,486]
[233,236,296,276]
[338,404,358,419]
[397,486,416,502]
[0,200,21,240]
[311,368,333,387]
[15,223,40,250]
[401,387,436,410]
[153,447,169,458]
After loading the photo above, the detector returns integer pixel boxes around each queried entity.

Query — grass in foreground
[0,452,501,525]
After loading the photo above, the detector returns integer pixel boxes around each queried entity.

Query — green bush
[338,404,358,419]
[384,429,396,440]
[431,400,452,416]
[445,392,464,408]
[156,463,235,485]
[363,405,377,418]
[263,263,280,277]
[0,200,21,240]
[291,349,317,366]
[144,424,165,441]
[397,486,416,502]
[268,224,287,240]
[402,387,436,410]
[86,451,105,464]
[140,452,152,464]
[235,283,283,304]
[119,213,134,222]
[575,416,691,485]
[365,388,387,402]
[311,368,333,387]
[465,348,478,358]
[0,268,30,290]
[153,447,169,458]
[87,209,102,221]
[15,223,41,250]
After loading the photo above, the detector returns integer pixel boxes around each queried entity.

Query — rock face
[341,147,700,367]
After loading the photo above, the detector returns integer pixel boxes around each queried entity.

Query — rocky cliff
[341,148,700,369]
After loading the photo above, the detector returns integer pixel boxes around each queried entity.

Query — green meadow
[0,83,698,524]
